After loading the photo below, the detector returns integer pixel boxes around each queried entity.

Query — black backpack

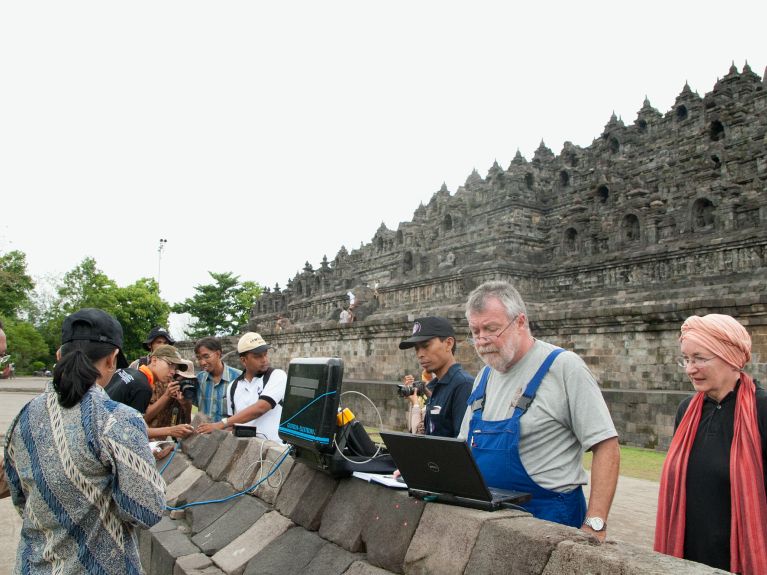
[228,368,274,414]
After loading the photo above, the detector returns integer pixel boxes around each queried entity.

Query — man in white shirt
[197,332,286,441]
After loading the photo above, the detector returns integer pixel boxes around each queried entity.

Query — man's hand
[152,444,174,460]
[402,374,421,405]
[164,381,180,399]
[581,436,620,545]
[580,523,607,543]
[167,424,194,438]
[196,421,226,434]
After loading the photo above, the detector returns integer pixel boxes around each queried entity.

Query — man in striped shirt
[194,336,242,423]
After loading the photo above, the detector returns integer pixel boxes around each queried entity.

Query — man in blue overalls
[460,280,620,541]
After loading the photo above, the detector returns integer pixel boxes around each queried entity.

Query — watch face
[587,517,605,531]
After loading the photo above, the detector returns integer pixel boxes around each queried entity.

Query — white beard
[475,336,518,373]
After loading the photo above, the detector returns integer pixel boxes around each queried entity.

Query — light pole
[157,238,168,291]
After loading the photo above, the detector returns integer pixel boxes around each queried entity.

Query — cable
[279,390,337,428]
[332,390,384,465]
[165,445,292,511]
[159,442,179,475]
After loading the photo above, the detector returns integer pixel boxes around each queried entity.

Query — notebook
[379,431,531,511]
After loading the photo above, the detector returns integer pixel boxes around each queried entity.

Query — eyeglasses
[161,358,178,370]
[195,353,214,362]
[468,320,514,346]
[677,356,715,369]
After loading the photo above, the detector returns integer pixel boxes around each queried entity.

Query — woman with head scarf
[3,308,166,574]
[655,314,767,574]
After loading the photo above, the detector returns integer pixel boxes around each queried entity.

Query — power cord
[159,441,179,475]
[332,390,384,465]
[165,445,292,511]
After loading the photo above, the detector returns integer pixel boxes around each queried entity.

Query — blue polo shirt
[196,364,242,422]
[424,363,474,437]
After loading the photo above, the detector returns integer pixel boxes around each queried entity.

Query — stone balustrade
[141,426,727,574]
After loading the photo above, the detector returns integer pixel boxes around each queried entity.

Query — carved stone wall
[230,65,767,450]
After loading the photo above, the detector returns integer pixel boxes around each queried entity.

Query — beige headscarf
[679,314,751,370]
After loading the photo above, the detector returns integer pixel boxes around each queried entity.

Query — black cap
[399,317,456,349]
[61,308,129,368]
[143,326,176,350]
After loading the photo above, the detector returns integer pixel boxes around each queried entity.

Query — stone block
[275,459,339,530]
[150,516,183,534]
[464,516,596,575]
[138,526,153,573]
[172,470,214,509]
[173,553,225,575]
[242,527,326,575]
[186,482,239,535]
[192,413,211,427]
[360,485,425,574]
[206,433,250,482]
[306,542,363,575]
[187,429,228,469]
[166,466,208,507]
[151,525,202,575]
[253,444,294,505]
[211,511,294,575]
[227,438,272,492]
[182,430,202,456]
[542,539,728,575]
[191,494,268,555]
[320,477,377,552]
[342,560,398,575]
[404,504,527,575]
[159,448,192,484]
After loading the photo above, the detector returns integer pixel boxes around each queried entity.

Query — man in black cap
[128,326,176,369]
[399,316,473,438]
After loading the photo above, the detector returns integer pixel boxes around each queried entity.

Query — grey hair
[465,280,528,324]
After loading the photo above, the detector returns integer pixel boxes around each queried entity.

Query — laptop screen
[380,431,494,501]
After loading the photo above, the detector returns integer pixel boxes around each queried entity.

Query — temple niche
[249,64,766,330]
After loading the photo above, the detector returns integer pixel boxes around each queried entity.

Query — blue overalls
[467,348,587,527]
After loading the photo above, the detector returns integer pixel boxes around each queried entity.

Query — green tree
[3,319,49,374]
[0,250,35,319]
[57,257,118,312]
[111,278,171,360]
[174,272,262,338]
[34,258,170,360]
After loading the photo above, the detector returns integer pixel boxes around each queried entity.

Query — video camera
[174,375,197,402]
[397,381,426,398]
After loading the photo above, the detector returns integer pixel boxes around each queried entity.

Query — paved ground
[585,474,658,549]
[0,377,660,573]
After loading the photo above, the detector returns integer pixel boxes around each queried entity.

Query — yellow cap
[337,408,355,426]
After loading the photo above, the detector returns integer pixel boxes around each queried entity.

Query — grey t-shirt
[458,339,617,492]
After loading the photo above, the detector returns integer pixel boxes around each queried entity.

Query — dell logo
[427,461,440,473]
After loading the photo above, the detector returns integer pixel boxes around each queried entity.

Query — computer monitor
[278,357,343,453]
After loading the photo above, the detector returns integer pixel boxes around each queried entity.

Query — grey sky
[2,1,764,313]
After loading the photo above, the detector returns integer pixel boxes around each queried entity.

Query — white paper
[352,472,408,489]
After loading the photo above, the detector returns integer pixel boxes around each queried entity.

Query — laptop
[379,431,531,511]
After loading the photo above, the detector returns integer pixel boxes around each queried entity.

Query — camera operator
[400,370,434,435]
[142,345,194,440]
[398,317,474,438]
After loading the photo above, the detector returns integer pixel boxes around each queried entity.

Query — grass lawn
[583,445,665,482]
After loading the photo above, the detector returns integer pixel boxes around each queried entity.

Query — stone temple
[239,64,766,450]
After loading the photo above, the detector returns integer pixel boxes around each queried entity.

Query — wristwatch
[583,516,606,531]
[221,417,229,428]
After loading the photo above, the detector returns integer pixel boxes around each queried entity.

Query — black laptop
[380,431,531,511]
